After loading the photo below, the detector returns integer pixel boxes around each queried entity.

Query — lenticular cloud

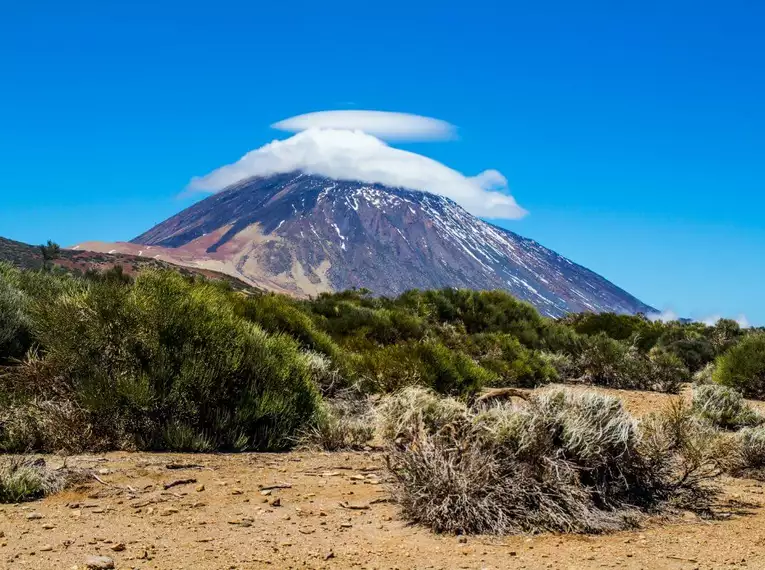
[188,128,526,220]
[272,110,456,142]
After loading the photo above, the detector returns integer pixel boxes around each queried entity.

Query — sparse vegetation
[0,456,70,503]
[691,384,763,430]
[382,387,724,534]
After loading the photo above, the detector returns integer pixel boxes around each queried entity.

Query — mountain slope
[0,236,256,291]
[126,172,654,317]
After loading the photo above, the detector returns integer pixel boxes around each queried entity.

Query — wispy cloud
[648,310,679,323]
[701,314,751,328]
[188,127,526,219]
[272,110,457,142]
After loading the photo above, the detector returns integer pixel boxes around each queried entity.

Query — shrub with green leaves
[0,264,33,361]
[11,270,320,452]
[0,457,68,503]
[713,334,765,399]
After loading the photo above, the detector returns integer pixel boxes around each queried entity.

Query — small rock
[40,544,53,552]
[231,489,243,496]
[26,512,44,520]
[196,485,205,492]
[42,524,54,530]
[458,537,468,544]
[260,489,272,496]
[160,508,178,516]
[110,543,125,552]
[269,497,281,507]
[97,469,110,476]
[324,550,335,560]
[84,555,115,569]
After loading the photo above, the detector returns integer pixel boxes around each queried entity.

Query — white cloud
[188,128,526,219]
[700,314,750,328]
[272,110,456,142]
[648,310,679,323]
[736,314,751,328]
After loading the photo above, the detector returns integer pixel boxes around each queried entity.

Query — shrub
[240,294,341,359]
[0,457,69,503]
[463,334,557,388]
[691,384,762,430]
[299,391,374,451]
[577,335,687,393]
[10,270,321,452]
[731,426,765,477]
[693,362,715,385]
[713,334,765,399]
[646,348,689,394]
[352,341,493,396]
[384,388,720,535]
[376,386,467,443]
[0,264,33,361]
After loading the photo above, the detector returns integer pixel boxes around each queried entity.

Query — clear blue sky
[2,1,763,324]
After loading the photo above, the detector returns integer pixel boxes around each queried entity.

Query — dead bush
[384,387,723,535]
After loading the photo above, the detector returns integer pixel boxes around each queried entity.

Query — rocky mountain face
[123,172,654,317]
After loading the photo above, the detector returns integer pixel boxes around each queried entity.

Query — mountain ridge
[123,172,655,317]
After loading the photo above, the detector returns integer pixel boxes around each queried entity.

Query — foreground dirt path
[2,386,764,569]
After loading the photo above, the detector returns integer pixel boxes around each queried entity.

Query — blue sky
[1,1,763,324]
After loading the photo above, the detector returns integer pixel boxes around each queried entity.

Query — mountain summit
[110,172,653,317]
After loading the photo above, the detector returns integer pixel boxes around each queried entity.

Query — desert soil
[2,386,764,570]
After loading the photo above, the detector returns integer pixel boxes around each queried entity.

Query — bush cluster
[2,258,765,455]
[381,387,724,534]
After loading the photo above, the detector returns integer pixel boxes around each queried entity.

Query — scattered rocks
[84,554,115,569]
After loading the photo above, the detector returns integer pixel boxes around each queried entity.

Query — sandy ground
[1,387,764,570]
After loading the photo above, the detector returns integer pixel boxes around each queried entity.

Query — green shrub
[0,457,69,503]
[577,335,687,393]
[691,384,762,430]
[464,333,557,388]
[12,270,320,452]
[240,294,341,359]
[352,341,493,396]
[713,334,765,399]
[0,264,33,361]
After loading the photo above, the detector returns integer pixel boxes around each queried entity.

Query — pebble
[40,544,53,552]
[84,555,115,569]
[110,543,125,552]
[196,485,205,492]
[26,513,44,520]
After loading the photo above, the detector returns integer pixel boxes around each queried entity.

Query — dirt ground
[2,387,764,570]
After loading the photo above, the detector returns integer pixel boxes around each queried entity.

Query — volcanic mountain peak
[115,173,655,317]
